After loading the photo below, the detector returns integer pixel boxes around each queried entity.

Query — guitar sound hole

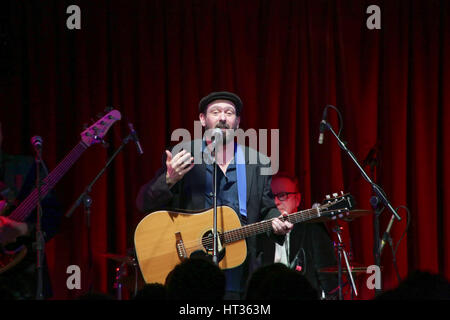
[201,230,215,252]
[201,231,225,262]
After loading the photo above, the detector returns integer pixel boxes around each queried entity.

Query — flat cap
[198,91,243,116]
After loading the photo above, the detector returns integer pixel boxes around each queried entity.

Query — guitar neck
[223,207,322,244]
[9,142,88,222]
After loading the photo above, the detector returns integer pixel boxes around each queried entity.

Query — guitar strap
[235,144,247,218]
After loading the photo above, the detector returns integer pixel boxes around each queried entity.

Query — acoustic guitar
[0,110,121,274]
[134,193,355,284]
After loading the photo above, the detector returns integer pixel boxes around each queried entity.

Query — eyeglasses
[273,192,298,201]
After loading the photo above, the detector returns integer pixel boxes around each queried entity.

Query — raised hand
[165,149,195,187]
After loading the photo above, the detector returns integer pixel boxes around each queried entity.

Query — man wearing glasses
[257,172,338,299]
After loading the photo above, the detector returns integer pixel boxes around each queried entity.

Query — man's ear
[199,113,206,127]
[295,193,302,208]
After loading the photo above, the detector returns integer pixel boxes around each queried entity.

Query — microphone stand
[366,152,384,295]
[65,132,135,293]
[206,130,222,266]
[370,195,384,295]
[212,150,219,265]
[321,120,401,295]
[33,148,45,300]
[332,223,358,300]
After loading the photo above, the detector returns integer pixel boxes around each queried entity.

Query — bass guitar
[0,110,121,274]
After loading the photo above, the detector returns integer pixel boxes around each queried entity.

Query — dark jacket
[257,220,338,295]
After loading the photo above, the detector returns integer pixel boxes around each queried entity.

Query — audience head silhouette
[134,283,167,300]
[246,263,318,300]
[165,256,226,300]
[375,270,450,300]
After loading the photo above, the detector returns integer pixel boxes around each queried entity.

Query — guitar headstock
[320,192,356,219]
[80,110,122,147]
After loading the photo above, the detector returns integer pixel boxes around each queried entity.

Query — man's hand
[272,211,294,235]
[0,216,29,245]
[165,149,195,187]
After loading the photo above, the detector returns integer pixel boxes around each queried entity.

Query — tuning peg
[341,191,344,195]
[332,193,338,198]
[326,194,331,199]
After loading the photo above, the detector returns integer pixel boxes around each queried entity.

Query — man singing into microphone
[136,91,293,300]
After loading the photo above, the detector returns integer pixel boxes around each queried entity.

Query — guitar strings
[11,143,87,221]
[180,210,316,249]
[176,208,335,250]
[13,144,81,220]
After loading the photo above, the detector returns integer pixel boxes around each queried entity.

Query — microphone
[289,251,300,270]
[363,145,379,173]
[363,147,377,167]
[379,214,396,255]
[128,123,144,155]
[209,128,224,149]
[30,136,49,176]
[202,128,223,164]
[318,106,329,144]
[289,248,305,274]
[31,136,43,151]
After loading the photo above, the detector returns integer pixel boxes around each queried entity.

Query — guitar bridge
[175,232,188,260]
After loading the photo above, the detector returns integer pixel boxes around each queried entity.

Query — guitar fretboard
[10,142,87,222]
[222,207,322,244]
